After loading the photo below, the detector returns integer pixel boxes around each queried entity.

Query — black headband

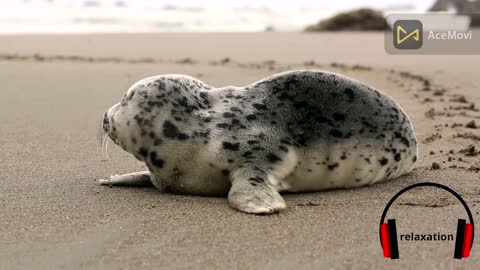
[379,182,474,246]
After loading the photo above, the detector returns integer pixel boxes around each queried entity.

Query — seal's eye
[102,112,109,133]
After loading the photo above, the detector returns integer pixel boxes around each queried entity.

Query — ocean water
[0,1,425,33]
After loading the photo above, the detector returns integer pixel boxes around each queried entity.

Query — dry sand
[0,33,479,270]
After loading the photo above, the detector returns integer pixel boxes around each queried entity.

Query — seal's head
[102,102,125,142]
[99,74,213,161]
[101,98,144,159]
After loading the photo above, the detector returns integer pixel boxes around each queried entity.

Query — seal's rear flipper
[98,171,153,187]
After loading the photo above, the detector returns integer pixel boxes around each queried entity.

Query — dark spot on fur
[149,151,165,168]
[280,139,291,145]
[344,88,355,102]
[246,114,257,121]
[253,103,267,110]
[278,92,290,100]
[242,151,253,158]
[223,112,235,118]
[314,116,330,125]
[330,130,343,138]
[293,100,308,109]
[231,119,241,125]
[139,147,148,158]
[379,157,389,166]
[266,153,281,163]
[332,113,345,122]
[163,120,179,138]
[394,153,401,162]
[221,169,230,176]
[177,133,189,140]
[328,163,339,170]
[217,123,230,129]
[223,142,240,151]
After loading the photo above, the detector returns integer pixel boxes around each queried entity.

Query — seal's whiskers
[97,115,111,161]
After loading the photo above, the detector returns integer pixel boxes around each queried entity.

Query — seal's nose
[102,112,109,133]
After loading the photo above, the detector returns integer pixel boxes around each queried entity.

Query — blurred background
[2,0,478,33]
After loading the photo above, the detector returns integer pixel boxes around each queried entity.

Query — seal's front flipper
[98,171,153,187]
[228,168,286,214]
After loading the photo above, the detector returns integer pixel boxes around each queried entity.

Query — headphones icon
[379,182,474,259]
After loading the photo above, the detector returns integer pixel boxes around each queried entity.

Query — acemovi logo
[393,20,423,49]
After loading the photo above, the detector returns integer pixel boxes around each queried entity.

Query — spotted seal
[99,70,418,214]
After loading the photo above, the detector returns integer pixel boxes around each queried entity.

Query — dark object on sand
[431,162,441,170]
[459,145,479,157]
[465,120,477,129]
[305,8,387,32]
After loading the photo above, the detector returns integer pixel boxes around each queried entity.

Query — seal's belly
[282,140,417,192]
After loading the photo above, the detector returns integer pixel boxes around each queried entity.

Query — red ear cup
[462,224,473,258]
[380,220,400,259]
[454,219,466,259]
[387,219,400,259]
[380,223,391,258]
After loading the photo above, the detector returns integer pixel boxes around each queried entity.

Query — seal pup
[99,70,418,214]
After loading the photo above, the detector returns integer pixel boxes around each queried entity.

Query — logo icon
[393,20,423,49]
[379,182,475,259]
